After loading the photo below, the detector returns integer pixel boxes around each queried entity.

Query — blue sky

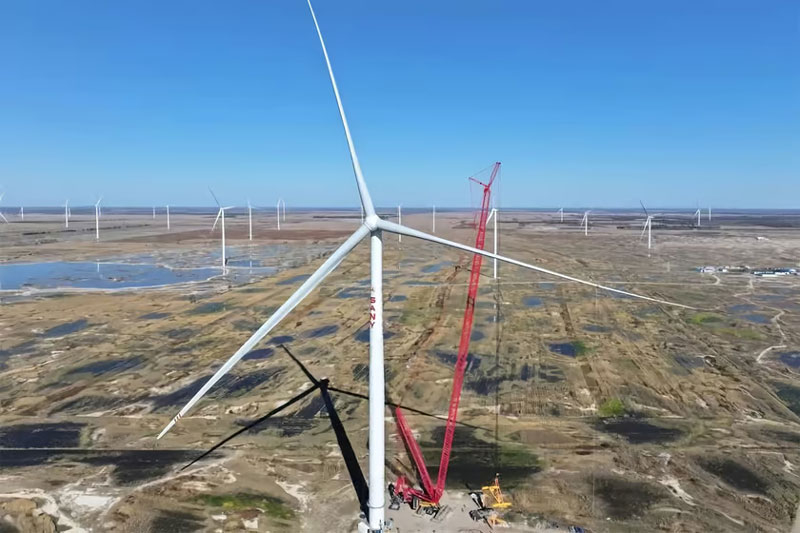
[1,1,797,208]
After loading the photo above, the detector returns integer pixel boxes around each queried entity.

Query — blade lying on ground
[377,219,694,309]
[156,224,370,439]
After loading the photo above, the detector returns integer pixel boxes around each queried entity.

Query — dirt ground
[1,208,800,532]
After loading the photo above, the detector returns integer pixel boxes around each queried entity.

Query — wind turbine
[558,207,563,223]
[247,199,253,241]
[487,208,498,278]
[708,206,711,221]
[276,198,283,230]
[694,207,701,227]
[397,205,402,242]
[19,206,23,221]
[0,194,8,224]
[94,197,102,240]
[639,201,653,251]
[166,205,170,230]
[210,189,234,272]
[581,210,589,236]
[152,206,156,219]
[156,5,693,531]
[64,200,69,229]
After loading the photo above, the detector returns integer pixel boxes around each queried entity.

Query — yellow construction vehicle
[469,474,511,528]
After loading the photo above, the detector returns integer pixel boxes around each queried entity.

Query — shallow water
[355,328,395,343]
[742,313,771,324]
[523,296,542,307]
[779,352,800,368]
[421,261,454,274]
[549,342,577,357]
[0,262,220,291]
[596,418,683,444]
[304,324,339,338]
[0,422,85,448]
[277,274,311,286]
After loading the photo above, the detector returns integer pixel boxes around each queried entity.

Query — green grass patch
[688,312,724,325]
[718,327,764,340]
[573,340,591,356]
[598,398,626,418]
[195,493,294,520]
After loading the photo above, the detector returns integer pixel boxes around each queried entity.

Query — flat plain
[1,208,799,532]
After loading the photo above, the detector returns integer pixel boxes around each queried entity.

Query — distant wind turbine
[19,206,23,221]
[581,210,589,236]
[247,199,253,241]
[64,200,69,229]
[558,207,564,223]
[166,205,170,230]
[276,198,285,230]
[152,206,156,219]
[694,208,701,227]
[0,194,8,224]
[487,208,499,278]
[94,197,103,240]
[708,206,711,221]
[210,189,234,271]
[639,201,653,251]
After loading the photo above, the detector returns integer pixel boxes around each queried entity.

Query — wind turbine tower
[558,207,564,223]
[166,205,170,230]
[94,197,102,240]
[581,211,589,236]
[487,208,498,278]
[248,199,253,241]
[210,189,234,272]
[155,5,694,532]
[64,200,69,229]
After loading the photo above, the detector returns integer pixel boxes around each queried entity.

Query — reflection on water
[0,262,220,291]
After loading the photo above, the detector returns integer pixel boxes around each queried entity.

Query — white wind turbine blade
[639,219,648,240]
[377,219,694,309]
[212,209,222,231]
[0,211,8,224]
[156,224,370,439]
[306,0,374,217]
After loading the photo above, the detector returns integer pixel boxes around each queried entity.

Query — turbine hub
[364,213,380,231]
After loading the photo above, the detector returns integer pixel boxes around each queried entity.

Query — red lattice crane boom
[390,162,500,509]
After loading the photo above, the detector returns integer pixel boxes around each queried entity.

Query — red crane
[389,162,500,511]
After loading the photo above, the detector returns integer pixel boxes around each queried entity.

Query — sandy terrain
[1,208,799,532]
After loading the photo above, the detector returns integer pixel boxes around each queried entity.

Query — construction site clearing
[1,207,800,532]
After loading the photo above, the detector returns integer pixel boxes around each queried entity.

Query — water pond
[0,262,220,291]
